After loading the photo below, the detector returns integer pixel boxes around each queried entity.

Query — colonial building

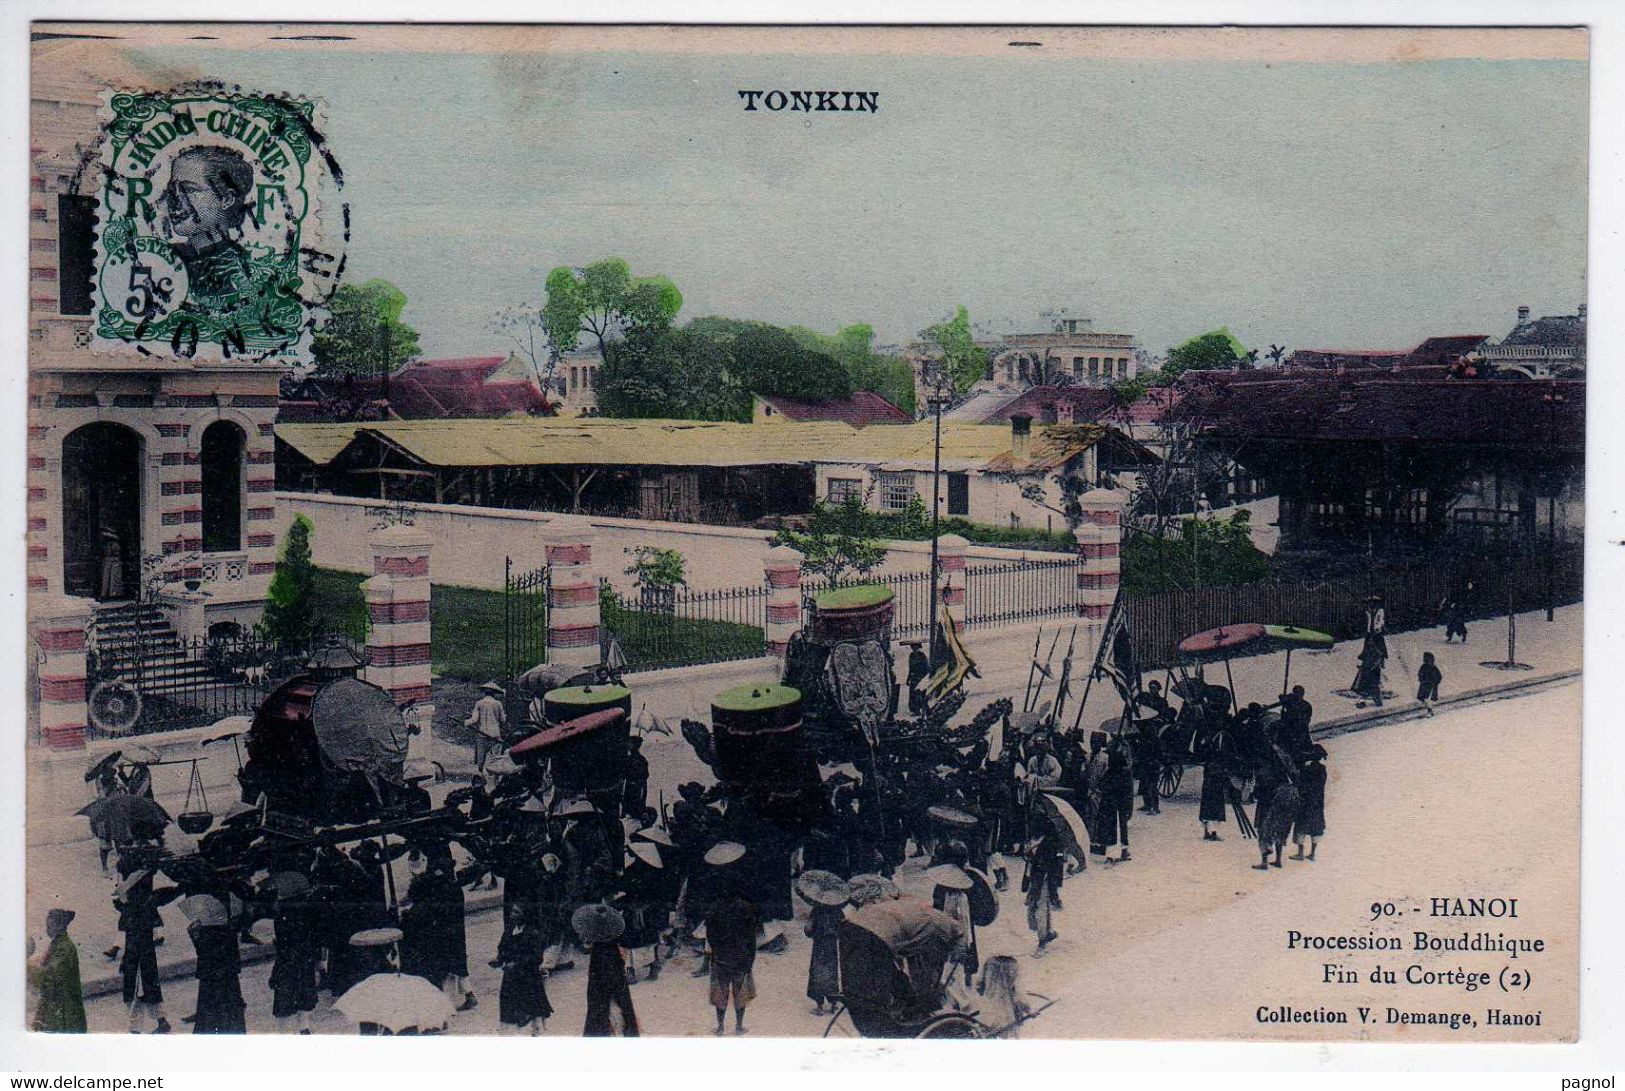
[752,391,910,426]
[1477,303,1587,378]
[30,41,280,636]
[913,309,1140,422]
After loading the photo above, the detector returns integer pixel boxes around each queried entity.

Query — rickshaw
[821,898,1047,1039]
[1147,623,1333,798]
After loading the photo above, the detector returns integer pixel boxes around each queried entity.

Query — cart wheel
[916,1012,984,1039]
[88,680,143,736]
[1158,762,1183,799]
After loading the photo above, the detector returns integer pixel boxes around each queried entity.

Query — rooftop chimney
[1055,399,1075,425]
[1010,414,1033,461]
[1517,305,1531,326]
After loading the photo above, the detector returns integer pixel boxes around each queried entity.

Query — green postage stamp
[92,86,346,362]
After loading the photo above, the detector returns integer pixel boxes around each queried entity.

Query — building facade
[1477,303,1587,378]
[30,42,279,635]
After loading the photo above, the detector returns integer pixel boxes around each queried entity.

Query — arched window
[200,420,245,553]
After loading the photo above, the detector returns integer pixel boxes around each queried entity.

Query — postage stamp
[92,86,345,363]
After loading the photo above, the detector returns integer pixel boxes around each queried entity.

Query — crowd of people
[38,640,1353,1039]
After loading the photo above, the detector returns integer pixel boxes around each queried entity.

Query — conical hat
[795,869,851,907]
[632,826,675,847]
[628,841,663,869]
[923,863,973,891]
[571,903,625,945]
[180,894,228,927]
[703,841,746,867]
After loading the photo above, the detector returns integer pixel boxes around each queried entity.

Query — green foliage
[625,546,687,591]
[542,258,683,356]
[772,494,888,584]
[259,516,317,647]
[1163,328,1247,380]
[311,280,422,378]
[303,567,509,680]
[688,317,851,403]
[922,306,990,394]
[788,323,917,415]
[1122,510,1271,595]
[597,324,738,420]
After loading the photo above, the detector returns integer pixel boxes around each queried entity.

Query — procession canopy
[518,684,633,795]
[240,675,408,823]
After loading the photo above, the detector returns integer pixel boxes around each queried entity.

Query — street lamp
[923,361,954,671]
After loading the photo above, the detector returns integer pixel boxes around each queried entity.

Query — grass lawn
[602,601,765,671]
[312,567,510,681]
[310,567,766,678]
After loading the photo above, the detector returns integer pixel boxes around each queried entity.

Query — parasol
[922,864,973,892]
[76,793,170,842]
[795,869,851,908]
[84,751,122,783]
[1034,790,1090,861]
[334,972,456,1033]
[571,903,625,945]
[964,867,999,927]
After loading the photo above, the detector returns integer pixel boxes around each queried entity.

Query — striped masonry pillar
[545,516,602,670]
[938,533,969,629]
[1074,489,1126,622]
[764,544,804,658]
[364,525,434,708]
[33,596,92,750]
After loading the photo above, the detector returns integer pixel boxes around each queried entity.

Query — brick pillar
[32,596,92,750]
[545,516,602,670]
[764,545,804,658]
[364,525,433,707]
[1074,489,1125,622]
[938,533,969,629]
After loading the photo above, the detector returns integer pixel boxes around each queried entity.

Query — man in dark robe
[622,737,650,816]
[189,910,246,1034]
[1290,746,1329,861]
[115,865,177,1034]
[29,909,85,1033]
[1276,686,1314,755]
[704,885,761,1036]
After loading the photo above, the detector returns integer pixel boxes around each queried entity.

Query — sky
[140,38,1589,360]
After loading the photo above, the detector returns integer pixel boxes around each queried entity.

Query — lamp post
[925,362,953,669]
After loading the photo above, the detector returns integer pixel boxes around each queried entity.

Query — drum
[711,683,806,788]
[533,684,633,793]
[809,585,895,644]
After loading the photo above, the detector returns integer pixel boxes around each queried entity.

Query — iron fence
[85,631,336,738]
[600,580,768,672]
[964,557,1082,630]
[503,558,550,679]
[1125,545,1584,670]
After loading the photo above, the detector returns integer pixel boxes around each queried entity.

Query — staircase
[89,603,215,695]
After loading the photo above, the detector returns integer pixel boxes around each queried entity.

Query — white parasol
[334,972,456,1033]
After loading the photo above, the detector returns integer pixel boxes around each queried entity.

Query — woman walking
[496,904,552,1035]
[185,895,245,1034]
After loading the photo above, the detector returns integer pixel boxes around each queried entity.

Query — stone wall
[274,492,1057,591]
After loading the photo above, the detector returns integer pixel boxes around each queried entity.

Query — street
[69,677,1578,1039]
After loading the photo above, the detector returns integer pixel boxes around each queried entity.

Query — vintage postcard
[22,23,1586,1044]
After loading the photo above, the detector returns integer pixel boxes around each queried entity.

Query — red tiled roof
[757,391,910,426]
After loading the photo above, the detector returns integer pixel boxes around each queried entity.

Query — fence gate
[503,557,550,679]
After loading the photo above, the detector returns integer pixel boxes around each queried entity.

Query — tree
[597,324,737,420]
[1122,510,1270,594]
[491,302,561,398]
[788,323,917,414]
[688,317,850,405]
[259,515,318,648]
[772,493,888,585]
[921,306,990,394]
[541,258,682,357]
[1162,328,1248,380]
[311,280,422,378]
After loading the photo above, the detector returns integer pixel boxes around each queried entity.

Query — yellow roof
[275,417,1104,472]
[277,423,369,465]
